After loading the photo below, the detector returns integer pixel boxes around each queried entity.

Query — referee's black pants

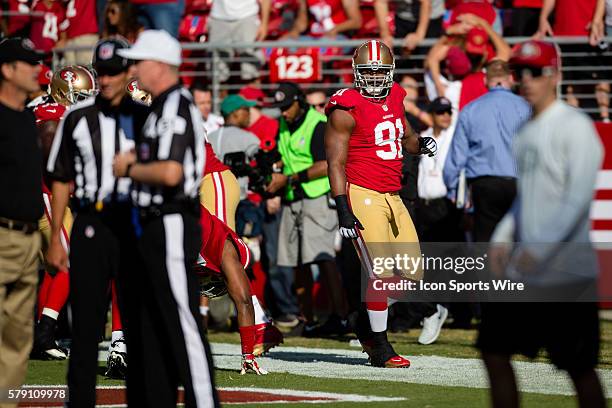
[125,211,218,408]
[67,205,135,407]
[470,176,517,242]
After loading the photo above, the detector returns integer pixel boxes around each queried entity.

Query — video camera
[223,149,281,197]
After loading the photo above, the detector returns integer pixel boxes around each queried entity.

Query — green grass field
[24,321,612,407]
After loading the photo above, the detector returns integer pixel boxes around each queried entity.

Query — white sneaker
[418,304,448,345]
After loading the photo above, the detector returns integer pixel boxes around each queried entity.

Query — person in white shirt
[485,40,605,408]
[190,82,224,134]
[208,0,271,82]
[416,96,463,242]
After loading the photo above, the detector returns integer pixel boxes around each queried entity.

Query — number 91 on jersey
[269,48,322,83]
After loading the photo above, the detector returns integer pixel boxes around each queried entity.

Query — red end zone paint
[18,386,404,406]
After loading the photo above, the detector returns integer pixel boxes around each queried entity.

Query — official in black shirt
[113,30,218,408]
[0,37,44,398]
[45,38,149,407]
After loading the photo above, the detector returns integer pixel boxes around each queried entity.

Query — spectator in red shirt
[509,0,542,36]
[283,0,362,40]
[61,0,100,66]
[29,0,68,54]
[239,86,280,150]
[5,0,31,37]
[101,0,144,43]
[536,0,604,42]
[535,0,608,122]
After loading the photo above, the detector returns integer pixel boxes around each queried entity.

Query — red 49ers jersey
[30,0,67,53]
[326,82,407,193]
[197,205,251,275]
[307,0,348,37]
[204,141,229,175]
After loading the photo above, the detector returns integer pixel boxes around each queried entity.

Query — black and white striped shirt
[46,96,150,206]
[132,85,206,208]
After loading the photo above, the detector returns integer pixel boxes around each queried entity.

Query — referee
[45,38,149,407]
[113,30,218,408]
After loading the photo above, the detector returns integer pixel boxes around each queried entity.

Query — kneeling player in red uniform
[196,205,282,374]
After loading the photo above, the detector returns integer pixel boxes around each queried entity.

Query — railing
[53,36,612,117]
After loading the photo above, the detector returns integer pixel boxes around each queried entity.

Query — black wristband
[297,170,309,184]
[334,194,351,214]
[125,163,133,177]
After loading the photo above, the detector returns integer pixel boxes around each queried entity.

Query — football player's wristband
[334,194,351,215]
[297,170,309,184]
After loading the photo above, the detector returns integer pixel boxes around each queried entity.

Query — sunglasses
[95,67,126,77]
[314,102,326,108]
[433,109,452,116]
[513,65,554,81]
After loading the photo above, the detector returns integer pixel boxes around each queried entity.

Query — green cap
[220,94,256,116]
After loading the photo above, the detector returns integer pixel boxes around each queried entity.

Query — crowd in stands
[0,0,610,339]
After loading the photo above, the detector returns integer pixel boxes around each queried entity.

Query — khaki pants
[63,34,99,66]
[347,183,422,280]
[200,169,240,232]
[0,227,41,408]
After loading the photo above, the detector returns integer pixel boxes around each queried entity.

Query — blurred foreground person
[486,40,605,408]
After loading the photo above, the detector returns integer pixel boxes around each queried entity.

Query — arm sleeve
[443,111,470,199]
[525,117,603,257]
[310,122,327,162]
[46,113,76,182]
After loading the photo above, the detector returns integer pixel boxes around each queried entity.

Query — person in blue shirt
[443,60,531,242]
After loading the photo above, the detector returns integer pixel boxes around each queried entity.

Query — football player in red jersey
[32,65,96,361]
[325,40,437,368]
[196,205,281,375]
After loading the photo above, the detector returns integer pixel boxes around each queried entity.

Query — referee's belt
[71,198,131,214]
[138,200,200,221]
[0,217,38,234]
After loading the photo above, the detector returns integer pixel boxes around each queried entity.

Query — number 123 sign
[269,48,322,83]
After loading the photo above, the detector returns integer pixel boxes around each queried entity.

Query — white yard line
[96,342,612,397]
[209,343,612,398]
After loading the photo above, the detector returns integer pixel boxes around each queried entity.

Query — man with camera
[266,83,348,335]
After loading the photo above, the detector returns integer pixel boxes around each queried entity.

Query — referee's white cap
[117,30,181,67]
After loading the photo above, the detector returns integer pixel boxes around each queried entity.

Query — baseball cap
[465,27,488,56]
[92,38,132,75]
[239,86,266,106]
[446,46,471,78]
[0,38,44,65]
[38,64,52,86]
[117,30,182,66]
[427,97,453,113]
[220,94,256,116]
[510,40,560,70]
[270,82,303,110]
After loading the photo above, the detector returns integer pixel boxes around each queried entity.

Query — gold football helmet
[50,65,97,106]
[352,40,395,99]
[126,79,152,106]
